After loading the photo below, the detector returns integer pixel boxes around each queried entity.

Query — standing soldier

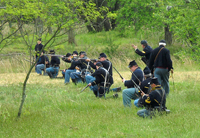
[148,40,173,95]
[132,40,153,66]
[34,38,43,59]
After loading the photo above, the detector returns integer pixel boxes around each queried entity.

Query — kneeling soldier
[88,62,112,97]
[137,77,166,118]
[122,60,144,107]
[46,50,60,78]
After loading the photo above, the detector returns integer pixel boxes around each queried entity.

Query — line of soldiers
[34,39,173,118]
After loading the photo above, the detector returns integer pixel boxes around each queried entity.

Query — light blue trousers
[36,64,45,75]
[85,75,98,91]
[64,69,76,83]
[46,67,59,78]
[154,68,169,95]
[122,88,139,107]
[137,109,150,117]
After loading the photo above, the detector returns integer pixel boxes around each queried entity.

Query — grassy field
[0,29,200,137]
[0,63,200,137]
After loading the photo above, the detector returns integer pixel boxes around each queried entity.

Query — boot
[81,77,86,83]
[71,79,77,85]
[47,72,53,79]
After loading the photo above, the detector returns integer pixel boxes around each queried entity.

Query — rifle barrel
[113,66,123,79]
[81,84,89,92]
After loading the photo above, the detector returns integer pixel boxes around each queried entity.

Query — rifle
[80,84,90,92]
[130,70,142,84]
[113,66,123,79]
[129,71,144,94]
[44,54,65,57]
[23,58,35,64]
[114,66,144,94]
[90,59,98,62]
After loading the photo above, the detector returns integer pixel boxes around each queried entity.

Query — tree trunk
[35,16,43,37]
[48,26,52,34]
[164,24,173,45]
[104,18,112,31]
[68,27,76,45]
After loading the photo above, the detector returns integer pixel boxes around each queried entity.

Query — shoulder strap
[155,89,165,108]
[154,47,164,62]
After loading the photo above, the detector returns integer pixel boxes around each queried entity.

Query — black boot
[93,91,98,97]
[47,72,53,78]
[71,79,77,85]
[81,77,86,83]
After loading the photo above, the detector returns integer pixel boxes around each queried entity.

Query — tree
[1,0,110,117]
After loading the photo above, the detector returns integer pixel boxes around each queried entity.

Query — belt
[156,67,168,69]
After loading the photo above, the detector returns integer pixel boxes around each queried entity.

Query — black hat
[98,53,107,59]
[128,60,137,68]
[79,51,87,56]
[143,66,151,76]
[96,62,102,67]
[66,53,71,57]
[73,51,78,55]
[150,77,160,85]
[141,40,147,45]
[159,40,166,46]
[49,50,55,54]
[38,38,41,41]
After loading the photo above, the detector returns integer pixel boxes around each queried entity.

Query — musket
[90,59,98,62]
[113,66,123,79]
[129,71,144,94]
[80,84,90,93]
[23,58,34,64]
[130,70,142,84]
[44,54,65,57]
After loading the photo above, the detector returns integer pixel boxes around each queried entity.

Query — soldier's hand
[132,44,137,50]
[171,69,173,74]
[85,59,91,62]
[75,66,80,70]
[88,83,91,86]
[141,92,145,96]
[122,78,126,83]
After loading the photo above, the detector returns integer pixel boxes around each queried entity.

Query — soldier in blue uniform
[134,66,152,107]
[132,40,153,66]
[122,60,144,107]
[46,50,60,78]
[35,51,49,75]
[70,51,92,84]
[137,77,166,117]
[63,51,79,84]
[85,53,113,90]
[148,40,173,95]
[88,62,112,97]
[61,52,72,77]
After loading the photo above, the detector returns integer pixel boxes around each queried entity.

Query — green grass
[0,29,200,137]
[0,70,200,137]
